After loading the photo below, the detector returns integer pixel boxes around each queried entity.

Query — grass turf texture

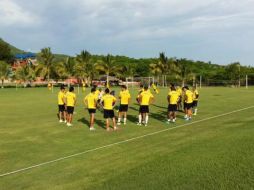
[0,87,253,190]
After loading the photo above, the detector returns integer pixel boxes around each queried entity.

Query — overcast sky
[0,0,254,65]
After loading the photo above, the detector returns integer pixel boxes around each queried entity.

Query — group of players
[57,84,199,131]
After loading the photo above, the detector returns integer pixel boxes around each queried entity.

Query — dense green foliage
[1,38,254,85]
[0,87,253,189]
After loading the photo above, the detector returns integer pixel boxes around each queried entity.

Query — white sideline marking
[0,105,254,178]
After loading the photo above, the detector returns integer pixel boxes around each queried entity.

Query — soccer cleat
[114,127,118,130]
[123,122,126,125]
[117,122,121,126]
[64,120,67,123]
[184,115,188,119]
[144,123,148,127]
[67,123,72,127]
[90,127,96,131]
[172,119,176,123]
[193,113,197,116]
[59,119,63,123]
[137,122,142,126]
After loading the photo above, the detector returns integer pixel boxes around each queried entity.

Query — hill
[0,38,25,55]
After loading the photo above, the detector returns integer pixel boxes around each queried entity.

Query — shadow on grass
[77,117,106,129]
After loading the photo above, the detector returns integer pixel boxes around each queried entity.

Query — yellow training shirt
[168,91,179,105]
[66,92,76,107]
[95,90,100,98]
[84,93,97,109]
[193,89,199,101]
[177,88,182,96]
[185,90,193,104]
[102,94,116,110]
[119,90,131,105]
[58,91,65,105]
[140,91,154,106]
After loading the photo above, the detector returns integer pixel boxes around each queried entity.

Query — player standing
[101,88,117,131]
[167,86,179,123]
[183,86,193,121]
[84,88,98,131]
[192,86,199,115]
[66,86,77,126]
[57,85,66,123]
[137,86,154,126]
[117,85,131,125]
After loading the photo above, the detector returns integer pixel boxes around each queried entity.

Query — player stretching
[66,86,77,126]
[57,85,66,123]
[183,86,193,121]
[117,85,131,125]
[192,86,199,115]
[167,86,179,123]
[84,88,98,131]
[137,86,154,126]
[101,88,117,131]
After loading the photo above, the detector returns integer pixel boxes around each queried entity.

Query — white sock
[118,118,121,123]
[195,108,197,114]
[123,118,126,123]
[145,115,149,124]
[138,114,142,123]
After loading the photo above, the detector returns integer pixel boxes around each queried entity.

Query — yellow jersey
[185,90,193,104]
[66,92,76,107]
[140,91,154,106]
[168,91,179,105]
[119,90,131,105]
[58,91,65,105]
[177,88,182,97]
[95,90,100,98]
[102,94,116,110]
[84,93,97,109]
[193,89,199,101]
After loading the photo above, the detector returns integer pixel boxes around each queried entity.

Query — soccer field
[0,87,254,190]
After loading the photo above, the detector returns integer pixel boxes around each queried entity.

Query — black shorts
[192,101,198,107]
[119,104,128,112]
[67,106,74,114]
[104,109,115,119]
[58,105,65,112]
[184,102,187,109]
[186,103,193,110]
[139,105,149,113]
[168,104,177,112]
[88,109,96,114]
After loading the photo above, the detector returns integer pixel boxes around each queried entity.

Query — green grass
[0,87,254,190]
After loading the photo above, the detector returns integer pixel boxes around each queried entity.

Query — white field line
[1,105,254,178]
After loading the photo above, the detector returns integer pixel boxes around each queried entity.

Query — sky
[0,0,254,65]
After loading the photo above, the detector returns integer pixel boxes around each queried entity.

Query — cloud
[0,0,39,26]
[1,0,254,65]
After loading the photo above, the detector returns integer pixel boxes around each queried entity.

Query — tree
[0,40,13,61]
[76,50,97,85]
[15,65,36,87]
[175,59,193,86]
[55,57,76,79]
[39,47,54,81]
[0,61,11,88]
[225,62,241,86]
[150,52,177,86]
[96,54,121,86]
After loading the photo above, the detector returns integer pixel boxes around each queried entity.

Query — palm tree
[96,54,121,87]
[75,50,97,85]
[55,57,76,80]
[40,47,54,81]
[175,59,192,86]
[15,65,36,87]
[0,61,11,88]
